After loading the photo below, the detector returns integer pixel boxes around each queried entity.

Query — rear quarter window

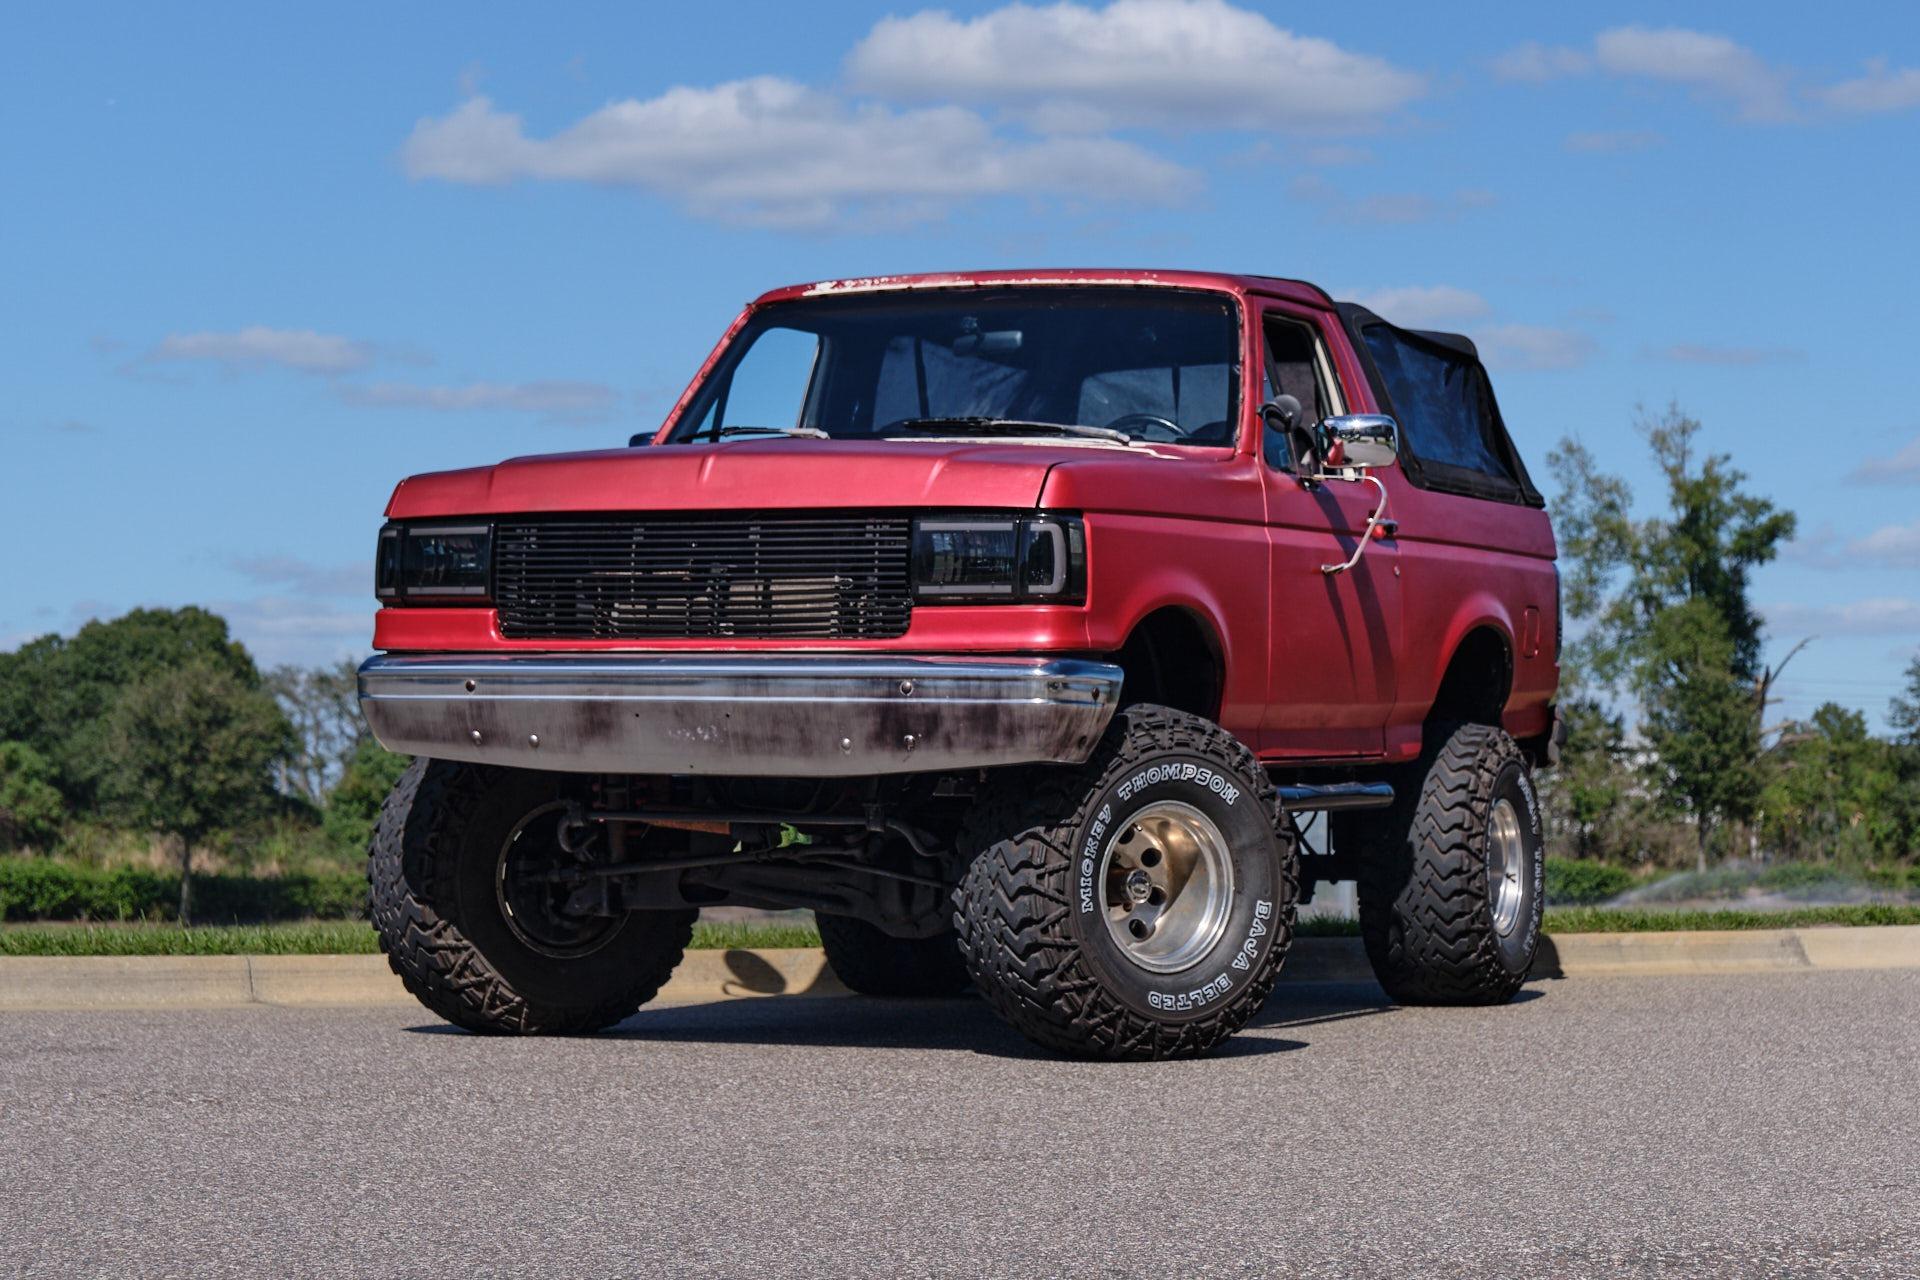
[1361,326,1513,481]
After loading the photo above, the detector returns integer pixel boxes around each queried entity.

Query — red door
[1253,304,1404,759]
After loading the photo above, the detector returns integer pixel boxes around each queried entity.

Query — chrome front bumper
[357,653,1123,777]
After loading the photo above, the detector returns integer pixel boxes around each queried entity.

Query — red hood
[384,437,1190,518]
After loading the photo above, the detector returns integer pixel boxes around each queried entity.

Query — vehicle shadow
[402,978,1434,1060]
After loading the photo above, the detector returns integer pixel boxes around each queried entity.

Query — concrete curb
[1531,924,1920,978]
[2,926,1916,1012]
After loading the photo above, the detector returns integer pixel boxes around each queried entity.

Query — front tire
[369,759,695,1034]
[816,913,970,997]
[954,705,1298,1061]
[1357,724,1545,1005]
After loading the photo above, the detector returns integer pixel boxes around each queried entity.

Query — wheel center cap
[1124,868,1154,902]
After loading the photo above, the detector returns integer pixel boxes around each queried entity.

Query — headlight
[375,522,492,603]
[911,514,1085,603]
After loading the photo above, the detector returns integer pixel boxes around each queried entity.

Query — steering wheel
[1104,412,1184,442]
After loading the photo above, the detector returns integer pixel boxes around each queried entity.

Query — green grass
[1541,904,1920,933]
[690,919,821,950]
[0,920,381,957]
[3,904,1915,957]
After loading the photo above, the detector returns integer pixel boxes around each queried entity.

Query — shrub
[0,856,364,923]
[1863,864,1919,892]
[1754,861,1849,892]
[1545,857,1636,905]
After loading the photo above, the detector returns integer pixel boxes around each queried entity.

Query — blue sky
[3,1,1916,728]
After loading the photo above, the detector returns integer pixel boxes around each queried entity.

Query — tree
[322,737,411,851]
[1761,704,1903,862]
[1888,657,1920,861]
[1542,696,1621,856]
[1548,407,1797,864]
[1638,603,1763,870]
[0,608,262,812]
[101,660,292,923]
[0,741,65,852]
[268,659,369,806]
[1550,407,1795,684]
[1891,656,1920,749]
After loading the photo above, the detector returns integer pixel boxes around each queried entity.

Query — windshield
[668,287,1242,447]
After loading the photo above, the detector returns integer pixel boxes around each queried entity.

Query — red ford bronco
[359,269,1560,1059]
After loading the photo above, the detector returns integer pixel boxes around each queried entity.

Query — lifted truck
[358,269,1560,1060]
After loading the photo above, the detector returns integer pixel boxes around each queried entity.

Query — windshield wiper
[885,417,1133,445]
[691,424,831,442]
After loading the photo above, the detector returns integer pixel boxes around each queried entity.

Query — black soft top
[1332,302,1545,508]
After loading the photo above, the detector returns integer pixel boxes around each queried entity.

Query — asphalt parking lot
[3,969,1916,1279]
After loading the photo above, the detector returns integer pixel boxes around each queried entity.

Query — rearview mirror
[1260,395,1303,433]
[1316,414,1398,470]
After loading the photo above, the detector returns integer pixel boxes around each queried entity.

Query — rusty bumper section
[357,653,1123,777]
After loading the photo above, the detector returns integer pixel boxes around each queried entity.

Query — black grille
[494,514,913,640]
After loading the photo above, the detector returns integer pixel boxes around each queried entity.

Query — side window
[1361,326,1512,481]
[1261,315,1344,470]
[716,326,821,432]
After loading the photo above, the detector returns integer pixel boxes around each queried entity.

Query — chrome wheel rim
[496,801,624,959]
[1488,798,1526,937]
[1098,800,1235,974]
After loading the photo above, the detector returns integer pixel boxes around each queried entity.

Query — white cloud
[1851,519,1920,568]
[229,554,365,599]
[1765,597,1920,637]
[1649,342,1805,366]
[1301,144,1374,167]
[1477,324,1595,372]
[1492,41,1590,83]
[1593,26,1794,122]
[845,0,1424,132]
[1339,288,1590,370]
[1789,519,1920,569]
[1495,26,1795,122]
[401,82,1190,228]
[211,596,372,668]
[149,326,374,375]
[1564,129,1664,153]
[1289,174,1493,226]
[1813,60,1920,114]
[1849,435,1920,485]
[339,379,620,422]
[1345,285,1490,328]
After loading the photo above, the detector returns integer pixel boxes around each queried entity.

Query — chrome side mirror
[1316,414,1398,470]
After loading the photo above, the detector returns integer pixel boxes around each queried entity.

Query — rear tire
[369,759,695,1034]
[816,913,970,997]
[1356,724,1544,1005]
[954,704,1298,1061]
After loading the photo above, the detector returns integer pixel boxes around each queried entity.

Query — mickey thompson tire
[815,913,971,997]
[954,705,1298,1060]
[369,758,696,1034]
[1355,724,1545,1005]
